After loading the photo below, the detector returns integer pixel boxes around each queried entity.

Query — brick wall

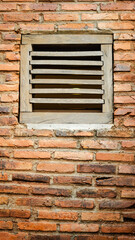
[0,0,135,239]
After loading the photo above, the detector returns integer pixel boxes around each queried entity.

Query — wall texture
[0,0,135,239]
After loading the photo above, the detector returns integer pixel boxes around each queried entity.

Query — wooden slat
[20,112,113,124]
[30,98,104,104]
[31,51,103,57]
[30,88,103,94]
[31,69,103,75]
[30,60,103,66]
[30,79,104,85]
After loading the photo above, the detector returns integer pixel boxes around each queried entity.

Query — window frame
[20,34,113,124]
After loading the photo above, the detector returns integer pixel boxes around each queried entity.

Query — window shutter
[20,34,113,124]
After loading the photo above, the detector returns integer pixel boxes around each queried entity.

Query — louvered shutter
[20,34,113,124]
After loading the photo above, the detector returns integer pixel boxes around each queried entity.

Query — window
[20,34,113,124]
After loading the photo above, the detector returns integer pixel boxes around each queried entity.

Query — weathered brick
[77,189,116,198]
[18,222,56,231]
[81,140,118,149]
[98,22,134,30]
[122,141,135,149]
[39,139,77,148]
[44,13,78,21]
[119,165,135,174]
[0,173,8,181]
[2,33,21,41]
[97,129,133,138]
[99,200,135,209]
[12,173,50,183]
[5,52,20,61]
[0,160,32,171]
[96,177,135,187]
[0,44,15,51]
[30,235,71,240]
[114,64,131,72]
[81,212,120,221]
[121,190,135,198]
[0,84,18,91]
[15,128,53,137]
[101,2,134,11]
[115,33,135,41]
[16,197,52,207]
[61,3,97,11]
[0,149,9,157]
[0,196,8,205]
[75,236,114,240]
[54,151,93,160]
[3,13,39,22]
[123,118,135,126]
[0,209,30,218]
[120,13,135,20]
[0,184,29,194]
[32,187,71,197]
[118,237,135,240]
[114,83,131,91]
[14,150,50,159]
[53,176,92,185]
[60,223,99,232]
[38,211,78,221]
[1,93,18,102]
[20,24,54,32]
[0,221,13,230]
[0,24,15,31]
[58,23,94,30]
[96,153,134,162]
[114,53,135,61]
[114,41,131,51]
[0,3,16,11]
[19,3,57,11]
[122,212,135,221]
[77,164,115,173]
[5,73,19,82]
[114,73,135,82]
[0,64,19,71]
[101,224,135,233]
[55,199,94,209]
[37,163,75,173]
[0,107,10,113]
[115,108,135,116]
[0,138,33,147]
[55,130,94,137]
[82,13,118,20]
[0,232,27,240]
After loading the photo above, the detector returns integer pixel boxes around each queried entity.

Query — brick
[96,177,135,187]
[53,176,92,185]
[3,0,35,1]
[118,237,135,240]
[122,140,135,149]
[115,33,135,41]
[96,153,134,162]
[81,212,120,221]
[114,63,131,72]
[1,93,18,102]
[114,73,135,82]
[55,199,94,209]
[73,131,94,137]
[20,24,54,32]
[5,73,19,82]
[75,236,114,240]
[0,64,19,71]
[123,118,135,126]
[30,235,70,240]
[58,23,94,31]
[14,150,50,159]
[0,3,16,11]
[119,165,135,174]
[0,107,10,113]
[114,53,135,61]
[61,3,97,11]
[0,173,8,181]
[55,130,94,137]
[37,163,75,173]
[0,149,9,157]
[0,221,13,230]
[38,211,78,221]
[101,2,134,11]
[0,160,32,171]
[114,83,131,91]
[120,13,135,20]
[99,200,135,209]
[0,184,29,194]
[18,222,56,231]
[2,33,21,41]
[77,164,115,174]
[98,22,134,30]
[15,128,53,137]
[0,24,15,31]
[0,209,30,218]
[0,84,18,91]
[3,13,39,22]
[82,13,118,21]
[32,187,71,197]
[121,190,135,198]
[12,173,50,183]
[20,3,57,11]
[6,52,20,61]
[97,129,133,137]
[0,232,27,240]
[0,138,33,147]
[81,140,118,150]
[122,212,135,221]
[115,108,135,115]
[0,196,8,205]
[39,139,77,148]
[101,224,135,233]
[60,223,99,232]
[44,13,78,21]
[0,44,15,51]
[77,189,116,198]
[54,151,93,160]
[114,41,131,51]
[0,128,10,136]
[16,197,52,207]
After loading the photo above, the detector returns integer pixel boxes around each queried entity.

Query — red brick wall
[0,0,135,239]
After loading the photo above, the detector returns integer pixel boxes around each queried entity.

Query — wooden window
[20,34,113,124]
